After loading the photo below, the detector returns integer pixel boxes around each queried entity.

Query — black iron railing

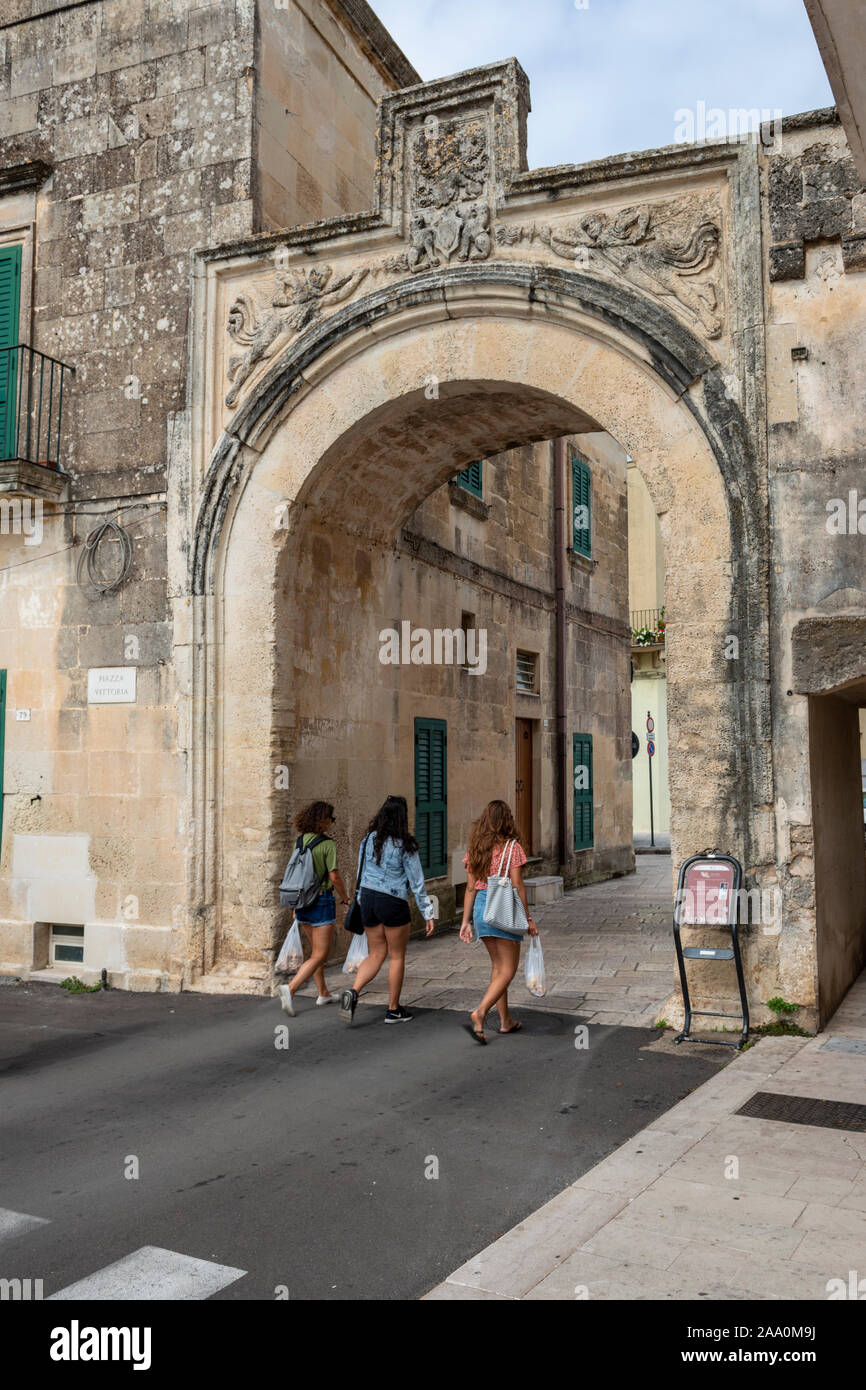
[0,344,74,470]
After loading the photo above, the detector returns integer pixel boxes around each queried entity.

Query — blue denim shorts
[295,890,336,926]
[473,888,523,941]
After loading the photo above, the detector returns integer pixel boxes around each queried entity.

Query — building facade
[0,2,631,994]
[2,3,866,1032]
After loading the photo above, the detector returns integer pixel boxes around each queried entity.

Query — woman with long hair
[340,795,436,1026]
[278,800,349,1016]
[459,799,538,1043]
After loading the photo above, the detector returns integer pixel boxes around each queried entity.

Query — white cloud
[371,0,834,167]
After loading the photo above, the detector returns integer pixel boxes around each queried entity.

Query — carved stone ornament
[385,117,493,274]
[225,265,369,407]
[497,202,724,338]
[220,64,729,412]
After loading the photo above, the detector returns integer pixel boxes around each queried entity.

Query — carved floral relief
[496,201,724,338]
[222,191,725,410]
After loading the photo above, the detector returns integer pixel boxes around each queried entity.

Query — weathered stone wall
[255,0,408,230]
[0,0,410,986]
[764,112,866,1022]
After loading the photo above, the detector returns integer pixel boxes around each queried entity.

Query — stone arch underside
[186,270,776,1011]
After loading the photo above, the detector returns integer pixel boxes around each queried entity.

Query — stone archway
[185,288,768,986]
[176,59,779,1012]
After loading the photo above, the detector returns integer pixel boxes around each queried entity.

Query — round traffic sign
[646,715,655,734]
[647,739,656,757]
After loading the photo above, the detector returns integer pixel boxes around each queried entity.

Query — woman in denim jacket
[340,795,436,1025]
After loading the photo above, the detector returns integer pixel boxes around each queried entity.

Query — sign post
[646,711,655,847]
[672,849,749,1048]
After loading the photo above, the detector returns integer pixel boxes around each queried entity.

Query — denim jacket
[356,834,435,918]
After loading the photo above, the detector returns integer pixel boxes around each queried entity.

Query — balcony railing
[0,344,74,471]
[631,607,666,646]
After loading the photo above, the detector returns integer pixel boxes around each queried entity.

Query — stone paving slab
[312,858,678,1026]
[425,971,866,1300]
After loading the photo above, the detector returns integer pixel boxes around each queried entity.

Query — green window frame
[0,671,6,854]
[414,717,447,878]
[0,245,22,461]
[455,461,483,497]
[573,732,594,851]
[571,452,591,557]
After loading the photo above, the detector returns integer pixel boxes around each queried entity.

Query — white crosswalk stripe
[0,1206,49,1242]
[48,1245,247,1300]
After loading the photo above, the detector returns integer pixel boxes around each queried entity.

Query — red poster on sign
[679,860,734,924]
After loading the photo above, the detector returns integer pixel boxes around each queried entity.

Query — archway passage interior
[274,384,631,941]
[209,308,744,993]
[808,677,866,1023]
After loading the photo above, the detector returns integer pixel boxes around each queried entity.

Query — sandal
[463,1022,488,1045]
[499,1021,523,1034]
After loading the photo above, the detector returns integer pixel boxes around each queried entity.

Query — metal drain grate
[736,1091,866,1132]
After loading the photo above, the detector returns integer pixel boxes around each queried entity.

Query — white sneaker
[278,985,295,1017]
[316,995,333,1006]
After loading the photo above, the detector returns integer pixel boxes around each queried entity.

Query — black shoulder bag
[344,834,369,935]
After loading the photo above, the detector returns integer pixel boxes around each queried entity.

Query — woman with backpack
[459,799,538,1043]
[340,795,436,1026]
[278,801,349,1016]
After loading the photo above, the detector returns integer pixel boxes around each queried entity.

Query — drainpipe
[554,437,568,871]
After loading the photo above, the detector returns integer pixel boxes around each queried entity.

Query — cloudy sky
[371,0,833,168]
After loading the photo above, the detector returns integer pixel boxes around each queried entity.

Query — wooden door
[515,718,533,853]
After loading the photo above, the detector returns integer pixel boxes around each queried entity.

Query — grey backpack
[279,834,330,910]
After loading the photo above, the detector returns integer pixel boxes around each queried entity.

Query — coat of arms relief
[392,117,494,272]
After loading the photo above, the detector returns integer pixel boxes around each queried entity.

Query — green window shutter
[0,246,22,461]
[573,732,594,851]
[455,460,483,497]
[571,453,591,557]
[414,717,447,878]
[0,671,6,854]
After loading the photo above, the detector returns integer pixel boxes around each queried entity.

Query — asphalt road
[0,981,724,1301]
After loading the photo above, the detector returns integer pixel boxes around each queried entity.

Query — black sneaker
[339,988,357,1024]
[384,1005,413,1024]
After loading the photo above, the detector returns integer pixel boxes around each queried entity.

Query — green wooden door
[573,732,594,850]
[415,717,447,877]
[0,246,22,460]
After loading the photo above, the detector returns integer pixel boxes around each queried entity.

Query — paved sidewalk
[425,972,866,1300]
[315,857,677,1026]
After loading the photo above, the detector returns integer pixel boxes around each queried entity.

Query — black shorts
[359,887,411,929]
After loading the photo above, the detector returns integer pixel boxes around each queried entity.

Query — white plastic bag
[342,931,369,974]
[525,935,546,997]
[276,920,304,973]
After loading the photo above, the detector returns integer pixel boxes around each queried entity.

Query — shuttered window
[415,717,447,878]
[0,246,22,461]
[571,453,591,557]
[573,732,594,851]
[516,650,538,694]
[455,461,483,497]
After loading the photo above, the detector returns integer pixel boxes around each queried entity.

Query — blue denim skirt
[296,889,336,926]
[473,888,523,941]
